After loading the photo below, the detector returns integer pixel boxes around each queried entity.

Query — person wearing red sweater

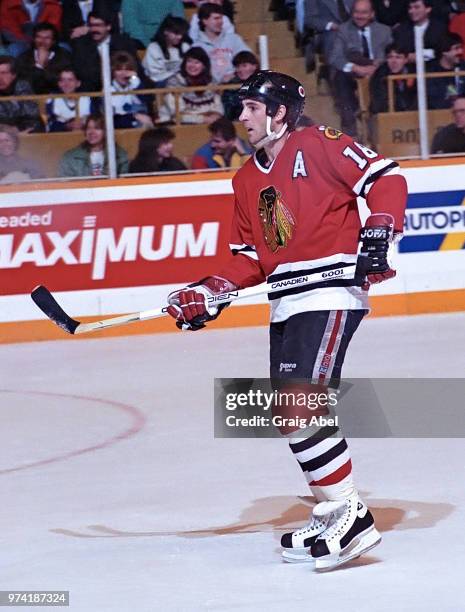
[0,0,62,57]
[166,70,408,571]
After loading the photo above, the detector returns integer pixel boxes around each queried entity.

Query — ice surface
[0,312,464,611]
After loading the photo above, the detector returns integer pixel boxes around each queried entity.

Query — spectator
[372,0,408,27]
[191,116,251,169]
[0,0,62,57]
[328,0,392,135]
[129,126,186,172]
[431,95,465,153]
[121,0,185,49]
[142,16,191,87]
[109,51,153,128]
[157,46,224,124]
[46,67,92,131]
[426,34,465,109]
[71,10,141,91]
[0,123,43,182]
[58,113,128,176]
[192,3,251,83]
[61,0,121,42]
[221,50,258,120]
[370,42,417,113]
[188,0,234,40]
[393,0,448,64]
[16,23,72,93]
[0,55,44,132]
[306,0,355,61]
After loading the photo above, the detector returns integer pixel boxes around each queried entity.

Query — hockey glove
[167,276,237,331]
[359,213,400,284]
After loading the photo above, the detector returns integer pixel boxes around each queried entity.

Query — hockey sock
[289,427,356,501]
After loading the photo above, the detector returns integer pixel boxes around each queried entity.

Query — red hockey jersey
[219,125,407,322]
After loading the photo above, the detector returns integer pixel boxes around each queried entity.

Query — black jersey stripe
[359,161,399,197]
[289,425,340,453]
[298,439,348,472]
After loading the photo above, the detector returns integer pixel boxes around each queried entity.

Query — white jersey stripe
[309,448,351,482]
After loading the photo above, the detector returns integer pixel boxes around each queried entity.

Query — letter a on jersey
[292,150,308,178]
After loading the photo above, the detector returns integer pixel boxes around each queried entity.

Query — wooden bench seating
[17,123,249,178]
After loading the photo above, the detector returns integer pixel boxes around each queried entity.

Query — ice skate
[310,495,381,572]
[281,513,330,563]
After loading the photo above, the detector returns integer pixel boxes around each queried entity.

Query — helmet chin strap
[254,115,288,149]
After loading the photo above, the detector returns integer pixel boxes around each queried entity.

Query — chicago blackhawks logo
[318,125,343,140]
[258,186,295,252]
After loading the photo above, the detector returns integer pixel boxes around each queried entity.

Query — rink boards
[0,160,464,343]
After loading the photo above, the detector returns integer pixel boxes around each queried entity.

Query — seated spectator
[129,126,186,172]
[0,0,63,57]
[61,0,121,42]
[142,16,191,87]
[0,123,43,182]
[107,51,153,128]
[370,43,417,113]
[431,95,465,153]
[192,3,251,83]
[191,116,251,169]
[426,34,465,109]
[328,0,392,136]
[393,0,448,64]
[46,67,92,131]
[0,55,44,132]
[121,0,185,49]
[306,0,355,62]
[16,23,72,93]
[188,0,234,40]
[157,46,224,124]
[58,113,128,176]
[222,50,258,121]
[71,9,141,91]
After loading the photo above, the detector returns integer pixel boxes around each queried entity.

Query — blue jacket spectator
[121,0,184,48]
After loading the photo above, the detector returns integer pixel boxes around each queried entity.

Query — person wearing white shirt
[143,16,191,87]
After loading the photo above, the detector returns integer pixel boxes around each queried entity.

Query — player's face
[239,99,268,145]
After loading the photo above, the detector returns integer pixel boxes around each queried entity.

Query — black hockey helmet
[237,70,306,131]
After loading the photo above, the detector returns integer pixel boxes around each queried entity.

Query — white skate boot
[281,513,331,563]
[310,495,381,572]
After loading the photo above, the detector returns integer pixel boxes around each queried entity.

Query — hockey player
[166,70,407,571]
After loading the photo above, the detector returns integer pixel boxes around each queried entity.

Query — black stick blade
[31,286,80,334]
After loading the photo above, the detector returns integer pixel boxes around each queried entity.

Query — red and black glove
[359,213,401,285]
[167,276,237,331]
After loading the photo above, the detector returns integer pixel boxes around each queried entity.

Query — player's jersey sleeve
[315,128,407,231]
[217,179,266,288]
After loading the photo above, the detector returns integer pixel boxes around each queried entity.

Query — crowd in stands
[0,0,465,182]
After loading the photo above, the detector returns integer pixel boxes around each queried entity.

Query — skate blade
[314,528,382,572]
[282,548,313,564]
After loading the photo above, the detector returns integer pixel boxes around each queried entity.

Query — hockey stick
[31,258,368,335]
